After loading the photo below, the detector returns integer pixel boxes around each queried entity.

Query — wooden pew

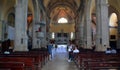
[0,62,24,70]
[1,50,48,69]
[74,52,120,69]
[84,61,120,70]
[0,57,35,70]
[0,54,42,70]
[82,57,120,69]
[0,50,49,70]
[29,50,49,65]
[13,51,46,68]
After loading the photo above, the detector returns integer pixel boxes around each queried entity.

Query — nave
[41,52,78,70]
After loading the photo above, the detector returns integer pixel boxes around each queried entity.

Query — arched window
[109,13,118,40]
[8,13,15,27]
[109,13,118,27]
[58,17,68,23]
[109,13,118,48]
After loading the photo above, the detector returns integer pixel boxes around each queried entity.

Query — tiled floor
[41,52,78,70]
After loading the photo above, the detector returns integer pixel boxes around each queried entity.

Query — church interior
[0,0,120,70]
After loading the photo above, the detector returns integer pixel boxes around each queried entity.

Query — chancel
[0,0,120,70]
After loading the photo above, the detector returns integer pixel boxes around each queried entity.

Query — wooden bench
[0,57,35,70]
[1,51,49,69]
[74,52,120,69]
[84,61,120,70]
[82,57,120,69]
[12,51,46,68]
[0,62,24,70]
[0,50,49,70]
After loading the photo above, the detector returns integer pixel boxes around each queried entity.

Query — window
[58,17,68,23]
[64,33,68,37]
[110,35,116,39]
[52,32,55,39]
[71,32,74,39]
[57,33,62,37]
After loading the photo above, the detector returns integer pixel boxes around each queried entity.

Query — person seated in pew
[105,47,117,54]
[111,48,117,54]
[72,46,79,61]
[73,46,79,53]
[68,45,79,62]
[105,48,112,54]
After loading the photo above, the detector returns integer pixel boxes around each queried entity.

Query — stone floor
[41,52,78,70]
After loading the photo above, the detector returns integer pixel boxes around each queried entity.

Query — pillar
[79,16,84,48]
[32,0,41,49]
[84,0,92,49]
[41,20,47,47]
[14,0,28,51]
[117,20,120,49]
[95,0,109,51]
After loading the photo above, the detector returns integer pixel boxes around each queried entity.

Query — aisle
[41,53,78,70]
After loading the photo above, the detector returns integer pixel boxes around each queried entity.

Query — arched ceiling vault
[40,0,82,24]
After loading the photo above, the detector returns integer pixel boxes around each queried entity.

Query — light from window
[58,17,68,23]
[71,32,73,39]
[109,13,118,26]
[52,32,55,39]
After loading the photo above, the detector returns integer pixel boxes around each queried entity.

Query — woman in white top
[72,46,79,61]
[73,47,79,53]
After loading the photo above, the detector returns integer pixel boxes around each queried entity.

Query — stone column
[79,16,84,48]
[41,19,47,47]
[41,26,46,47]
[84,0,92,49]
[46,18,50,45]
[14,0,28,51]
[32,0,41,49]
[117,20,120,49]
[95,0,109,51]
[0,19,2,41]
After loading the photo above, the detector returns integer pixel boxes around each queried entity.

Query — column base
[83,44,92,49]
[95,45,107,52]
[13,46,29,52]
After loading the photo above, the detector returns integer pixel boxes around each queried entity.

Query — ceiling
[41,0,82,23]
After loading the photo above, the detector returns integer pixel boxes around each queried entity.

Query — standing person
[47,43,53,60]
[67,44,73,62]
[55,44,57,52]
[28,37,32,51]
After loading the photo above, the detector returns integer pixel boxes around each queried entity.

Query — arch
[58,17,68,23]
[109,13,118,48]
[109,13,118,27]
[108,5,120,49]
[47,1,77,16]
[7,13,15,27]
[108,5,120,20]
[3,7,15,30]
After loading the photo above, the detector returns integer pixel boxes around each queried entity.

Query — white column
[95,0,109,51]
[41,20,46,47]
[83,15,87,48]
[117,20,120,49]
[79,16,84,48]
[85,0,92,49]
[14,0,28,51]
[32,0,41,49]
[46,18,51,45]
[0,18,2,41]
